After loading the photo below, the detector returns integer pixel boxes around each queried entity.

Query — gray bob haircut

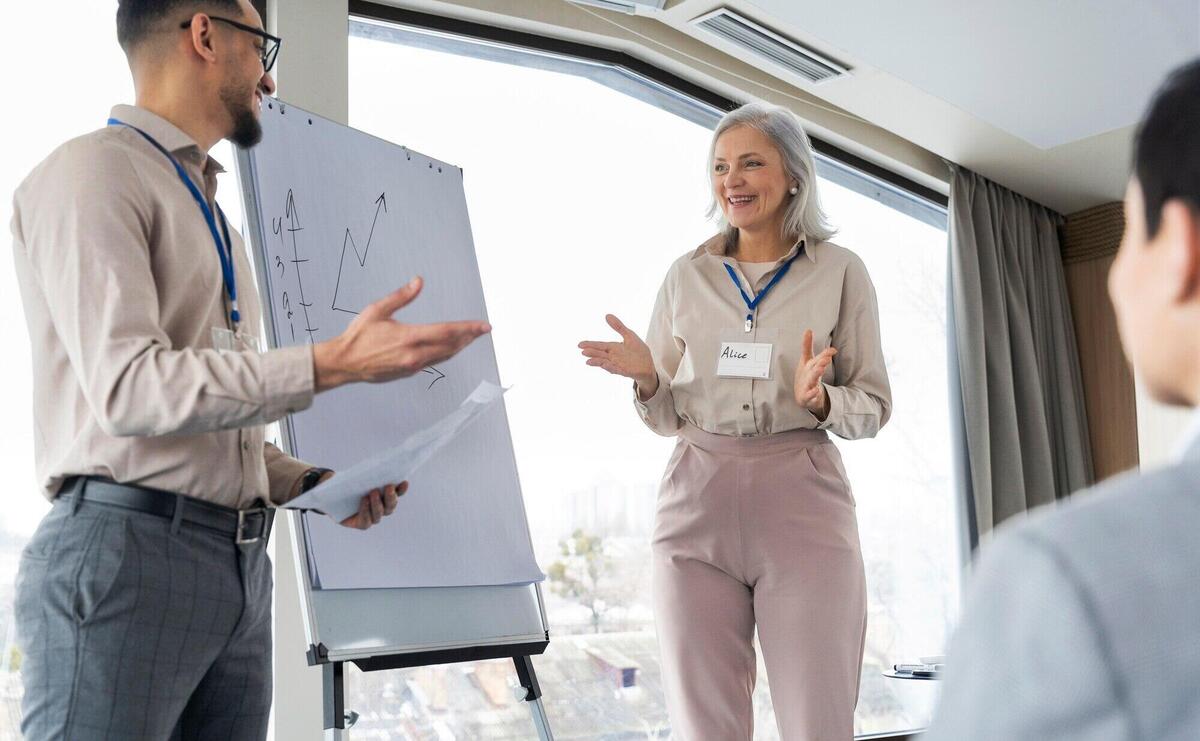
[706,102,836,245]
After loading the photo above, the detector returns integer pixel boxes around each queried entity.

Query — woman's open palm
[578,314,656,388]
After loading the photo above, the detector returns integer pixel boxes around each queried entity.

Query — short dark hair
[116,0,242,52]
[1134,58,1200,236]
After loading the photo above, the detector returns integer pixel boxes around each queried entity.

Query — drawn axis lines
[271,189,319,344]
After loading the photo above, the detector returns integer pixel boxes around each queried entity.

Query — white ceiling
[658,0,1200,213]
[742,0,1200,149]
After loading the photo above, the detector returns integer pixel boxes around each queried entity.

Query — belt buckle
[236,507,270,545]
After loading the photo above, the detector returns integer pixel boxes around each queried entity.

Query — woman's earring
[789,186,799,195]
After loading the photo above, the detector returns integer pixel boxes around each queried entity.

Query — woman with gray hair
[580,101,891,739]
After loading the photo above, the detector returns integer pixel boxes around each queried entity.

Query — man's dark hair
[116,0,242,53]
[1134,58,1200,237]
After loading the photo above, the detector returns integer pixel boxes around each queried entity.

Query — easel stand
[312,641,554,740]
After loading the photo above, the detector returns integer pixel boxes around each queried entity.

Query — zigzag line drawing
[331,192,387,316]
[327,191,445,390]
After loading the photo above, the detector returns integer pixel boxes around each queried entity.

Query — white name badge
[717,342,773,379]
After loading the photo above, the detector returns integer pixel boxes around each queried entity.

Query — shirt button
[242,441,250,451]
[742,404,750,411]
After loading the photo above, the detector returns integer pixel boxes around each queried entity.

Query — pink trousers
[652,425,867,741]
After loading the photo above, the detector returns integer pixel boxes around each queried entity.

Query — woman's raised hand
[794,329,837,418]
[579,314,658,397]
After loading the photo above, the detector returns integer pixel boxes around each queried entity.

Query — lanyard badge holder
[716,244,803,380]
[722,244,802,333]
[108,118,256,352]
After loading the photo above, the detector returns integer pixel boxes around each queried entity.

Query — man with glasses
[9,1,490,738]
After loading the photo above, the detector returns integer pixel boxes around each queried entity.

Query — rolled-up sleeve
[264,442,316,505]
[817,253,892,439]
[634,270,684,436]
[20,141,315,439]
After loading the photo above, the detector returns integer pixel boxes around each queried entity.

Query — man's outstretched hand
[313,277,490,392]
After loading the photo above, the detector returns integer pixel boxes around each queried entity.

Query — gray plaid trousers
[14,498,273,740]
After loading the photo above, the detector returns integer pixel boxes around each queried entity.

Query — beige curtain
[949,167,1094,540]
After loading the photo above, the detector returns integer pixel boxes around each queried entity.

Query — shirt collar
[109,104,226,175]
[694,233,817,264]
[1173,406,1200,463]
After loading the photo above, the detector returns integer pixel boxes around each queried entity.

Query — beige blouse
[635,234,892,440]
[10,105,315,508]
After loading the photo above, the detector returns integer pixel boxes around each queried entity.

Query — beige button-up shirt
[10,105,316,508]
[636,234,892,439]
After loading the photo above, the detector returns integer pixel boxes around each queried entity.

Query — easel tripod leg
[514,655,554,741]
[323,661,348,740]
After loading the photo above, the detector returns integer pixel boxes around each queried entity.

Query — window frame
[348,0,948,217]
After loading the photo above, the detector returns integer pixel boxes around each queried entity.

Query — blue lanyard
[723,242,804,332]
[107,118,240,328]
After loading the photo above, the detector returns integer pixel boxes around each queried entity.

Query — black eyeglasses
[181,15,282,74]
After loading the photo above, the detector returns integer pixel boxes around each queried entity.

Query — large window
[347,14,959,739]
[0,4,959,737]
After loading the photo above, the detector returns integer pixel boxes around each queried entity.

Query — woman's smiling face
[712,124,794,235]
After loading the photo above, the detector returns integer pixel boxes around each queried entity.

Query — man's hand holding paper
[300,469,408,530]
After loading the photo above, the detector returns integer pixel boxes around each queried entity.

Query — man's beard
[220,83,263,149]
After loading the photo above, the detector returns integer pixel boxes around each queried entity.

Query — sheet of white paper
[285,381,507,521]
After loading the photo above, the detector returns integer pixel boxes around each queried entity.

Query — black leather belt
[59,476,274,545]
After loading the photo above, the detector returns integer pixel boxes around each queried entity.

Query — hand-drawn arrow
[421,366,446,390]
[285,189,300,225]
[283,189,318,341]
[332,192,388,315]
[346,192,387,267]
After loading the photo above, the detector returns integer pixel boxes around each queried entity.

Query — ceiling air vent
[692,8,849,84]
[567,0,666,14]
